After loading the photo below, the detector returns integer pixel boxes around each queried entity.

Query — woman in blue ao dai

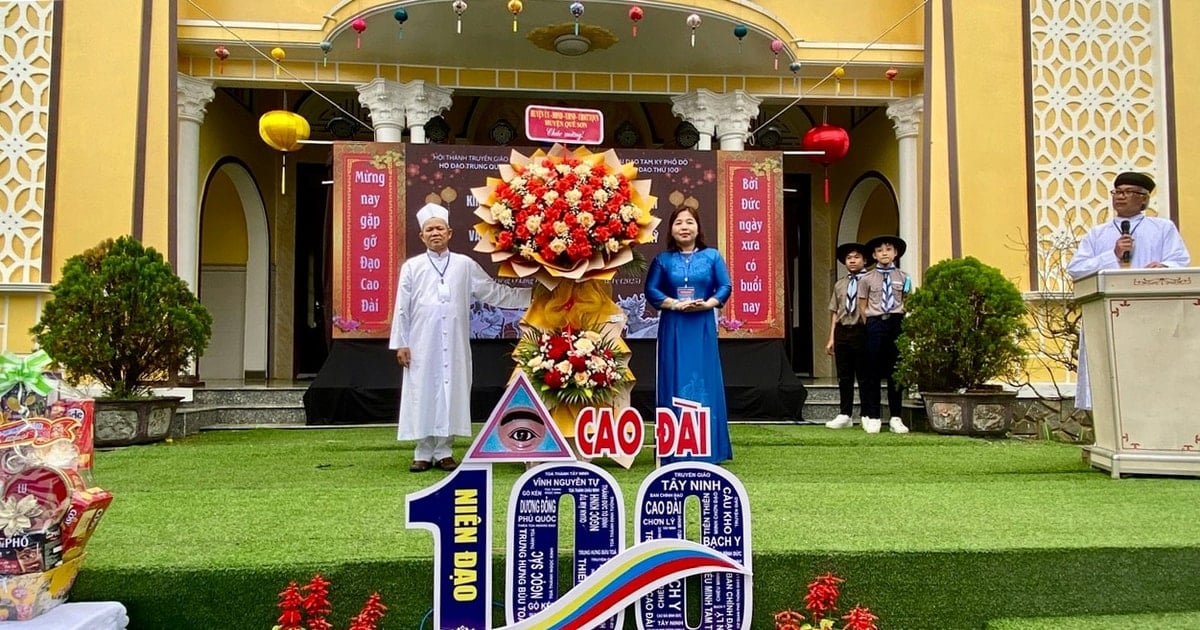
[644,206,733,464]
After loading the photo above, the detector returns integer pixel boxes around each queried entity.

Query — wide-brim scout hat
[835,242,871,265]
[865,235,907,260]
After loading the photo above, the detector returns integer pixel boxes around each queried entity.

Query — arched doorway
[198,159,270,382]
[839,172,899,252]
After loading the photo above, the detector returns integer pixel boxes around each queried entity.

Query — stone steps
[175,386,307,436]
[174,383,887,434]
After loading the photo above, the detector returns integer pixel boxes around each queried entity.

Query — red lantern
[800,124,850,203]
[629,5,643,37]
[213,45,229,74]
[351,17,367,49]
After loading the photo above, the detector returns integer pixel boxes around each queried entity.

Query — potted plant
[894,257,1030,436]
[30,236,213,446]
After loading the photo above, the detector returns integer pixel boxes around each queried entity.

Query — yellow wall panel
[51,1,144,269]
[2,295,46,354]
[459,69,493,87]
[496,70,517,89]
[688,76,724,92]
[743,77,780,94]
[1171,1,1200,249]
[399,66,437,83]
[949,1,1029,287]
[200,171,249,266]
[574,73,610,92]
[517,71,554,90]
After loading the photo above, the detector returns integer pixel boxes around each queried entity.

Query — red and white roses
[514,325,632,406]
[472,144,658,287]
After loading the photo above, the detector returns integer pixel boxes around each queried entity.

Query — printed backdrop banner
[331,143,782,340]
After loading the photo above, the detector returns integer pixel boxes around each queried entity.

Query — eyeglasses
[1110,189,1148,198]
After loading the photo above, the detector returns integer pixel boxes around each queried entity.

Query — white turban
[416,203,450,228]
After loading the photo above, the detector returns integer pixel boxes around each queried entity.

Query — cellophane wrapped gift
[0,351,108,621]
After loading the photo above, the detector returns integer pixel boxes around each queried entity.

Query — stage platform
[302,339,809,425]
[69,426,1200,629]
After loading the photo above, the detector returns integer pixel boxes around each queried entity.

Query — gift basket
[0,350,108,621]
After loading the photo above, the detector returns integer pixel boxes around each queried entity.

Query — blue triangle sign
[463,371,575,463]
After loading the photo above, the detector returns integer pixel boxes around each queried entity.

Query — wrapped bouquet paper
[0,351,108,621]
[472,145,658,444]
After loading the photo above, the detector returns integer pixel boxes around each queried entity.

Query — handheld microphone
[1120,220,1131,263]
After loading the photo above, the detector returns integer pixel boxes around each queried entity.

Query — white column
[356,78,407,142]
[714,90,762,151]
[671,90,721,150]
[886,96,924,274]
[176,74,215,294]
[399,80,453,145]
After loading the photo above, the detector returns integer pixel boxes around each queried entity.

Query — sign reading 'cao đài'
[525,105,604,145]
[331,143,405,337]
[718,152,785,338]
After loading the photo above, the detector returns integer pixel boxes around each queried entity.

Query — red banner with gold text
[717,152,784,338]
[331,143,405,338]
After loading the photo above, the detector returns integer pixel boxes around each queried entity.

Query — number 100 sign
[407,461,752,630]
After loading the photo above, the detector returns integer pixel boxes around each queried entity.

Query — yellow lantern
[258,110,310,194]
[270,46,285,78]
[507,0,523,32]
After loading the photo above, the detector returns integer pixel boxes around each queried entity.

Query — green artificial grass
[987,611,1200,629]
[68,426,1200,629]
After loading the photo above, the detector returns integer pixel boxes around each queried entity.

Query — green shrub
[895,257,1030,392]
[31,236,212,399]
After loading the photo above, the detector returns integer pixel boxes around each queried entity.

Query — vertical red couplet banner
[331,143,404,338]
[718,152,784,338]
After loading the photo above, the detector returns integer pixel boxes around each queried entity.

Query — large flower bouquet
[774,573,879,630]
[514,325,632,406]
[472,144,658,287]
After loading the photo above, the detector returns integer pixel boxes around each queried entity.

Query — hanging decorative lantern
[570,2,585,36]
[628,5,643,37]
[213,45,229,74]
[452,1,468,34]
[686,13,701,48]
[789,61,802,89]
[832,66,846,95]
[507,0,523,32]
[885,66,899,81]
[258,111,311,195]
[801,123,851,203]
[770,38,784,70]
[351,17,367,48]
[733,24,748,52]
[319,40,332,67]
[393,8,408,39]
[270,47,285,78]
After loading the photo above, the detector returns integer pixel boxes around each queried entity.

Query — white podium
[1075,268,1200,478]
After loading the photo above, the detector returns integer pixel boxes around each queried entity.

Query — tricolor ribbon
[0,350,56,398]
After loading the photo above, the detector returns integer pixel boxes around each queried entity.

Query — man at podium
[1066,171,1191,409]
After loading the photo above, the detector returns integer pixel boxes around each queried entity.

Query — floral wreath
[471,144,659,288]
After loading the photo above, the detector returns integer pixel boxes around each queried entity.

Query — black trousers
[833,323,867,416]
[862,314,904,419]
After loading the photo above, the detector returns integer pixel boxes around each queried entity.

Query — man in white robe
[1066,172,1190,409]
[390,203,532,472]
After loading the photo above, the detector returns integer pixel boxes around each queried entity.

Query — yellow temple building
[2,0,1197,390]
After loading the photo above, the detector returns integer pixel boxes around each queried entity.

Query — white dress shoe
[825,414,853,429]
